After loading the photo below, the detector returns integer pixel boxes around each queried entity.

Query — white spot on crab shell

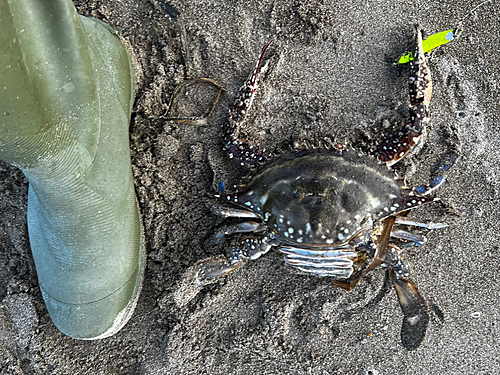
[259,193,268,205]
[288,227,294,234]
[306,223,312,234]
[297,238,303,243]
[389,194,397,199]
[279,217,284,223]
[326,239,334,244]
[368,196,381,208]
[338,233,344,241]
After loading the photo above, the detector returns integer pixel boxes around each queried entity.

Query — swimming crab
[194,30,447,346]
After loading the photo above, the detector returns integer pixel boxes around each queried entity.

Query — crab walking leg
[205,221,267,248]
[395,217,448,230]
[195,236,273,285]
[210,202,261,218]
[391,229,427,245]
[377,29,432,165]
[225,40,274,168]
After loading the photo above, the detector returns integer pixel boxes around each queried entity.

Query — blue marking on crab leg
[377,29,432,166]
[225,40,274,168]
[414,175,445,195]
[217,180,225,194]
[434,153,459,176]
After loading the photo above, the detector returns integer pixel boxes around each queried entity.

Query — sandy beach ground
[1,0,499,374]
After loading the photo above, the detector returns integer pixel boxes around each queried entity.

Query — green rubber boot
[0,0,145,339]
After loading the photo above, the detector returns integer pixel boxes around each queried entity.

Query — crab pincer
[225,39,274,168]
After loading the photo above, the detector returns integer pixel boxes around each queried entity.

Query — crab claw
[389,269,429,350]
[225,39,274,168]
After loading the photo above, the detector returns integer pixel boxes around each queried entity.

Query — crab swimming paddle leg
[377,29,432,166]
[0,0,144,339]
[389,269,429,350]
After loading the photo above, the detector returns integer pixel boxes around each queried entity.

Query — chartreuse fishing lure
[0,0,144,339]
[396,29,459,64]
